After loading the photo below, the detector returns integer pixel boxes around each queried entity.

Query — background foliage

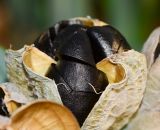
[0,0,160,82]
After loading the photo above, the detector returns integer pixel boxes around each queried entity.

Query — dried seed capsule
[34,17,131,126]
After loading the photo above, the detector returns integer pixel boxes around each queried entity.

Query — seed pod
[5,17,147,130]
[5,46,147,130]
[34,17,131,125]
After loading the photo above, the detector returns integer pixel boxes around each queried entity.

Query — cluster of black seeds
[34,19,131,126]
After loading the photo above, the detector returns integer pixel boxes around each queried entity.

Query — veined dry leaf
[7,100,80,130]
[81,50,147,130]
[122,27,160,130]
[5,46,62,104]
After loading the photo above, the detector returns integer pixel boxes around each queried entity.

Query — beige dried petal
[5,46,62,104]
[122,27,160,130]
[81,50,147,130]
[8,100,80,130]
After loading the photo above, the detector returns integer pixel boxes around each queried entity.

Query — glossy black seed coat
[47,64,107,126]
[34,30,56,58]
[87,25,131,62]
[57,28,95,66]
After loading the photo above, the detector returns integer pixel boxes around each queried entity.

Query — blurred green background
[0,0,160,82]
[0,0,160,50]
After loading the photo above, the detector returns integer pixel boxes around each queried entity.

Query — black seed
[47,62,108,126]
[87,25,131,62]
[49,26,56,43]
[0,88,9,117]
[56,59,107,92]
[56,20,70,33]
[34,31,56,58]
[56,27,95,66]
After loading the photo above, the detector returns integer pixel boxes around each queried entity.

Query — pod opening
[96,59,125,84]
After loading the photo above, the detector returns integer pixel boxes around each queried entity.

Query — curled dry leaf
[122,27,160,130]
[7,100,80,130]
[5,46,62,104]
[81,50,147,130]
[0,83,28,116]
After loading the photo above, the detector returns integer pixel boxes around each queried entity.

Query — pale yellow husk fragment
[5,46,62,104]
[81,50,147,130]
[23,47,56,76]
[0,83,28,114]
[122,27,160,130]
[69,17,108,27]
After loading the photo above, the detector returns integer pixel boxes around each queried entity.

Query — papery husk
[5,46,62,104]
[0,83,28,115]
[8,100,80,130]
[23,47,56,76]
[122,27,160,130]
[81,50,147,130]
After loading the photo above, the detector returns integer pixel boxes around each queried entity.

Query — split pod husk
[5,17,147,130]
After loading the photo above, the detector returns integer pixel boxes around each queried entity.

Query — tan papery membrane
[81,50,147,130]
[0,83,28,115]
[5,46,62,104]
[122,27,160,130]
